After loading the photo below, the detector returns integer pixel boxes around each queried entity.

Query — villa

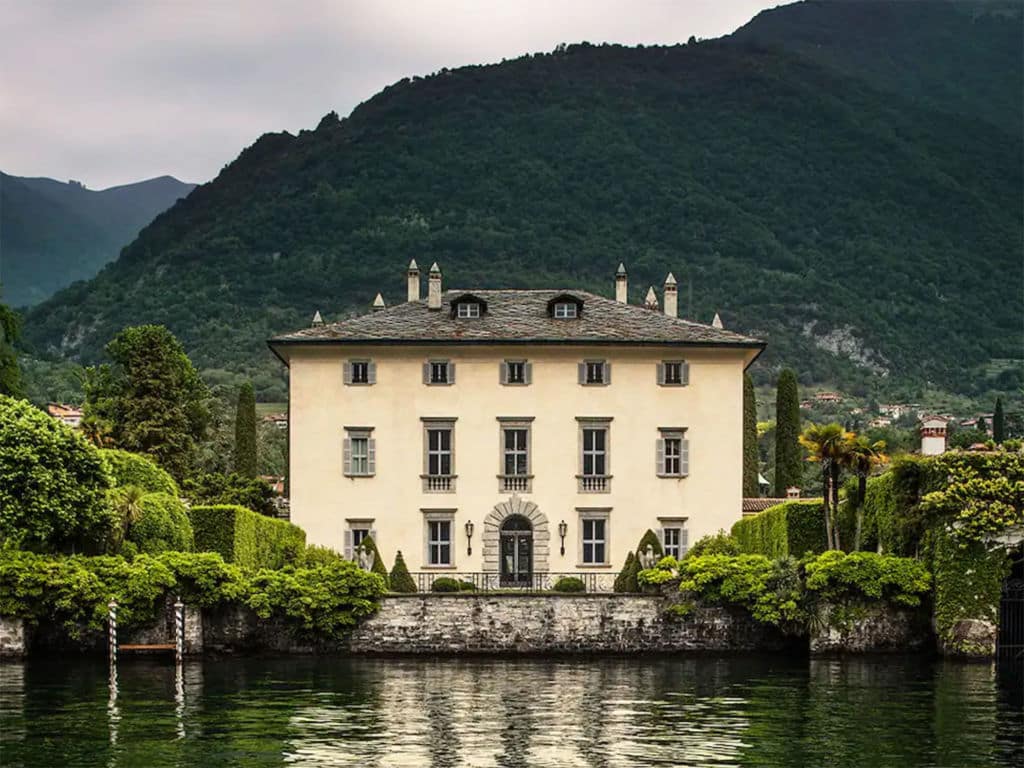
[268,262,764,584]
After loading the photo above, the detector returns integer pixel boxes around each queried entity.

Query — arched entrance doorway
[500,515,532,587]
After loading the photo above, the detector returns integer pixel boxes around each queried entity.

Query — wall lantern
[465,520,475,556]
[558,519,568,556]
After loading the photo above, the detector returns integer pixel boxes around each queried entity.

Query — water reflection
[0,655,1020,768]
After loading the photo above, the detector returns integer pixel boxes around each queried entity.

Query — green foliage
[299,545,345,568]
[181,472,277,516]
[430,577,463,593]
[82,325,210,480]
[743,373,759,497]
[553,576,586,593]
[0,395,114,552]
[949,428,989,449]
[357,535,389,588]
[0,302,23,397]
[993,397,1005,443]
[919,452,1024,543]
[732,501,827,559]
[614,551,636,593]
[678,554,804,627]
[188,504,304,570]
[388,550,417,593]
[687,530,741,558]
[233,382,257,477]
[634,529,664,561]
[637,556,679,588]
[99,448,179,496]
[774,370,802,496]
[126,493,194,554]
[804,551,931,607]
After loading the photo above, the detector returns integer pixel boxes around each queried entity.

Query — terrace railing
[409,571,619,594]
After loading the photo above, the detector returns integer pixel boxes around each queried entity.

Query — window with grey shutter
[680,436,690,476]
[660,361,687,386]
[423,362,430,385]
[447,362,455,383]
[343,436,352,474]
[500,361,508,385]
[657,362,666,386]
[681,361,690,386]
[367,438,376,475]
[427,360,452,385]
[367,362,377,384]
[524,362,532,384]
[344,427,375,476]
[603,361,611,384]
[658,428,687,477]
[348,360,371,384]
[343,529,354,560]
[578,362,585,385]
[656,438,665,476]
[503,360,528,385]
[343,361,353,385]
[582,360,607,385]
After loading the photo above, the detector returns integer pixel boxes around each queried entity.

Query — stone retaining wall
[0,616,27,658]
[809,602,931,655]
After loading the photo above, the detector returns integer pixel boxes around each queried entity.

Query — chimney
[615,263,628,303]
[644,286,659,311]
[311,310,324,327]
[663,272,678,317]
[712,312,723,329]
[428,262,442,310]
[407,259,421,302]
[372,292,386,312]
[786,486,801,500]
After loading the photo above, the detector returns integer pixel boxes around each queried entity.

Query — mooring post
[107,600,118,667]
[174,597,184,664]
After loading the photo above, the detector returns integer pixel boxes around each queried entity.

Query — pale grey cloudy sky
[1,0,781,189]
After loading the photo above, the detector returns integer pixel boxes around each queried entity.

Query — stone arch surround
[482,495,550,573]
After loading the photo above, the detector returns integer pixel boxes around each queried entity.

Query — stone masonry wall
[809,601,931,655]
[0,616,27,658]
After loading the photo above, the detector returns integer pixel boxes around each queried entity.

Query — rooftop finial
[372,293,386,311]
[644,286,659,310]
[712,312,723,329]
[311,310,324,327]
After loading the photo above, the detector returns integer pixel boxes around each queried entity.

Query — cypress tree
[389,551,417,593]
[743,373,759,497]
[234,382,257,478]
[773,368,802,497]
[993,398,1005,444]
[635,529,665,561]
[614,551,635,593]
[360,535,390,588]
[976,416,987,434]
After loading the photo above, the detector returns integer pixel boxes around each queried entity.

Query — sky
[1,0,781,189]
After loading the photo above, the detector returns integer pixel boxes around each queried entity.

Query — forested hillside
[0,173,194,306]
[20,1,1022,400]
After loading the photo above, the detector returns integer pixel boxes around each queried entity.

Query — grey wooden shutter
[422,362,430,384]
[369,528,378,547]
[500,362,508,385]
[343,361,353,385]
[343,529,353,560]
[680,527,689,555]
[680,437,690,476]
[657,362,665,386]
[681,361,690,386]
[368,361,377,384]
[367,438,376,475]
[448,362,455,383]
[578,362,585,384]
[656,438,665,475]
[603,361,611,384]
[524,362,533,385]
[343,437,352,475]
[658,527,666,549]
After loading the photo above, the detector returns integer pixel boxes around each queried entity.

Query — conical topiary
[614,551,636,592]
[389,550,417,593]
[624,553,641,593]
[635,529,664,564]
[359,535,390,589]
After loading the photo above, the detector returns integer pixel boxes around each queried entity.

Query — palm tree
[845,435,888,551]
[799,423,853,550]
[111,485,146,548]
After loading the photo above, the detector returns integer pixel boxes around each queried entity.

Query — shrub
[687,530,740,558]
[181,473,277,517]
[300,545,345,568]
[189,504,305,570]
[127,492,194,554]
[614,551,636,592]
[731,501,827,559]
[357,535,390,588]
[678,554,804,627]
[553,576,586,593]
[99,448,178,496]
[803,551,931,607]
[634,529,664,561]
[389,551,417,593]
[431,576,462,593]
[0,395,114,553]
[458,580,476,591]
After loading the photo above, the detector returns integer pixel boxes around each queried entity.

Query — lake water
[0,655,1021,767]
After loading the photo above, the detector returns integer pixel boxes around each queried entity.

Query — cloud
[0,0,776,188]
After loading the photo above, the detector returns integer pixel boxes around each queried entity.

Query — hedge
[127,493,194,554]
[188,504,305,570]
[99,448,178,496]
[732,501,827,559]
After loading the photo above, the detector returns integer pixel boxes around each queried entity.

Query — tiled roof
[269,290,763,348]
[742,498,790,515]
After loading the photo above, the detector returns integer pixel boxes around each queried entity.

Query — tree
[0,395,113,552]
[83,325,210,480]
[0,302,23,397]
[614,551,636,592]
[110,484,146,550]
[358,535,390,588]
[774,369,802,497]
[976,416,987,434]
[181,473,277,516]
[743,373,760,496]
[799,422,853,550]
[993,397,1005,444]
[234,382,257,477]
[389,551,417,593]
[845,435,888,550]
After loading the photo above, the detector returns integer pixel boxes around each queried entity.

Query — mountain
[0,173,195,306]
[19,0,1022,402]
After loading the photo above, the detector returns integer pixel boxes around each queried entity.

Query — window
[344,359,376,385]
[343,519,375,560]
[497,417,533,492]
[343,427,375,477]
[456,302,481,318]
[553,302,578,318]
[577,418,611,492]
[422,510,456,567]
[660,523,688,560]
[501,359,531,385]
[422,418,456,491]
[657,428,689,477]
[424,360,454,385]
[579,360,610,386]
[658,360,689,387]
[578,509,610,565]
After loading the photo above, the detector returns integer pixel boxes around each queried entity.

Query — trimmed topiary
[188,504,305,570]
[431,576,462,593]
[99,448,179,496]
[127,492,194,553]
[358,535,390,589]
[458,579,476,591]
[635,529,664,562]
[553,576,586,593]
[389,551,417,593]
[624,553,641,592]
[614,551,636,592]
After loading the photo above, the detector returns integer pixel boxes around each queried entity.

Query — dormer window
[547,293,584,319]
[554,302,577,319]
[450,293,487,319]
[456,302,481,318]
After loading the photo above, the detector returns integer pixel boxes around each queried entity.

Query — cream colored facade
[282,336,757,579]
